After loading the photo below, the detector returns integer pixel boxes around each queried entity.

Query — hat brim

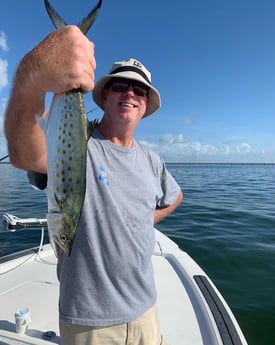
[92,71,161,117]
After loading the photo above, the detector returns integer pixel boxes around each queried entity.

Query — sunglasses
[105,79,149,97]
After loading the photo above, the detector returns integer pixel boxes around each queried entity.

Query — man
[5,27,183,345]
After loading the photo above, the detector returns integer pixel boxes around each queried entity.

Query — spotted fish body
[46,91,89,255]
[44,0,102,255]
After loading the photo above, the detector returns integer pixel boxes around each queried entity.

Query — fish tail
[44,0,67,29]
[44,0,103,34]
[78,0,102,34]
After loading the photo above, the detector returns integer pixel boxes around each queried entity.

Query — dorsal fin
[87,118,99,138]
[44,0,102,34]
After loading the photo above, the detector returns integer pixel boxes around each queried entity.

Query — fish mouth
[118,102,137,108]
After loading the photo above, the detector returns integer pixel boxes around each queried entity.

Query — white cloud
[0,96,7,117]
[0,58,8,91]
[182,113,198,126]
[235,143,251,153]
[0,31,9,92]
[0,97,7,132]
[0,32,8,52]
[140,134,274,163]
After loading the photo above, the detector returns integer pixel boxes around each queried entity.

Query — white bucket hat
[92,58,161,117]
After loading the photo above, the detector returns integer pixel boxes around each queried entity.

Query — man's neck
[97,121,134,148]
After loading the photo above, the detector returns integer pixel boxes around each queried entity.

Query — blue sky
[1,0,275,163]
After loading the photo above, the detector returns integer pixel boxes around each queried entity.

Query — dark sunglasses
[104,79,149,97]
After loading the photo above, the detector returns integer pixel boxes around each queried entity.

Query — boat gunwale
[0,247,40,265]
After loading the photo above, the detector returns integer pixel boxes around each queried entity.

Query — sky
[1,0,275,163]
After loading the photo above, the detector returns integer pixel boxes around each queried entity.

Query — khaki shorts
[59,304,169,345]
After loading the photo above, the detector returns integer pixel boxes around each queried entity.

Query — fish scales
[46,91,89,256]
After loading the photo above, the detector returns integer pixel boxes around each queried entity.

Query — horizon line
[1,162,275,166]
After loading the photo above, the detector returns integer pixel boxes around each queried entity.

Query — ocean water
[0,164,48,255]
[1,162,275,345]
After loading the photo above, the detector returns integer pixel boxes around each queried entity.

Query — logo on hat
[133,60,142,69]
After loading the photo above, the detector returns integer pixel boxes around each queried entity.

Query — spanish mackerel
[44,0,102,256]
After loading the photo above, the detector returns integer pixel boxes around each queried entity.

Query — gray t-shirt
[29,128,181,327]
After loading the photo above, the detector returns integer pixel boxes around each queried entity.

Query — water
[1,163,275,345]
[0,164,48,255]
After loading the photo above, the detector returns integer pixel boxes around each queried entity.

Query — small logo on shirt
[98,165,110,186]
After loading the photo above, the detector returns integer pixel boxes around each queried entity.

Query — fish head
[47,212,75,256]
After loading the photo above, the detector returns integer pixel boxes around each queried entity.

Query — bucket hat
[92,58,161,117]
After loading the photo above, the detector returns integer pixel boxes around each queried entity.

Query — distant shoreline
[1,162,275,166]
[165,162,275,165]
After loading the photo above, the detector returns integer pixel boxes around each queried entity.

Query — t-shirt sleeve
[157,159,181,207]
[27,170,48,190]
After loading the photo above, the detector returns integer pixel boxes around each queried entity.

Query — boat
[0,213,248,345]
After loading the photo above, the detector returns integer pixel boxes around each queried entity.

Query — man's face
[101,78,149,125]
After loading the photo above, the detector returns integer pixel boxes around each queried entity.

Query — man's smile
[119,102,137,108]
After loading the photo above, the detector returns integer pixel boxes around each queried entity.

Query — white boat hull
[0,229,248,345]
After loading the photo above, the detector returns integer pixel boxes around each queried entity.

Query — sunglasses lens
[111,80,148,97]
[132,85,147,97]
[112,82,129,92]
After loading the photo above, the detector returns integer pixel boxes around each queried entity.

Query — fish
[44,0,102,256]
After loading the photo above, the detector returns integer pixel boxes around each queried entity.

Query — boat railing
[2,213,47,231]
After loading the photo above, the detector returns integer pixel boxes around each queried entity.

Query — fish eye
[60,234,68,243]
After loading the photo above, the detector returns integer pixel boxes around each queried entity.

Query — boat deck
[0,230,248,345]
[0,246,59,345]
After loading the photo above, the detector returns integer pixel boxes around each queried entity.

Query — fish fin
[54,193,64,210]
[44,0,67,29]
[87,118,99,138]
[78,0,103,34]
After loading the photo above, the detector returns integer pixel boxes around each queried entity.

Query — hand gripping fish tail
[44,2,102,257]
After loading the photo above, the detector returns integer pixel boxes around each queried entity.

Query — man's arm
[154,191,183,224]
[4,54,47,172]
[4,26,96,173]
